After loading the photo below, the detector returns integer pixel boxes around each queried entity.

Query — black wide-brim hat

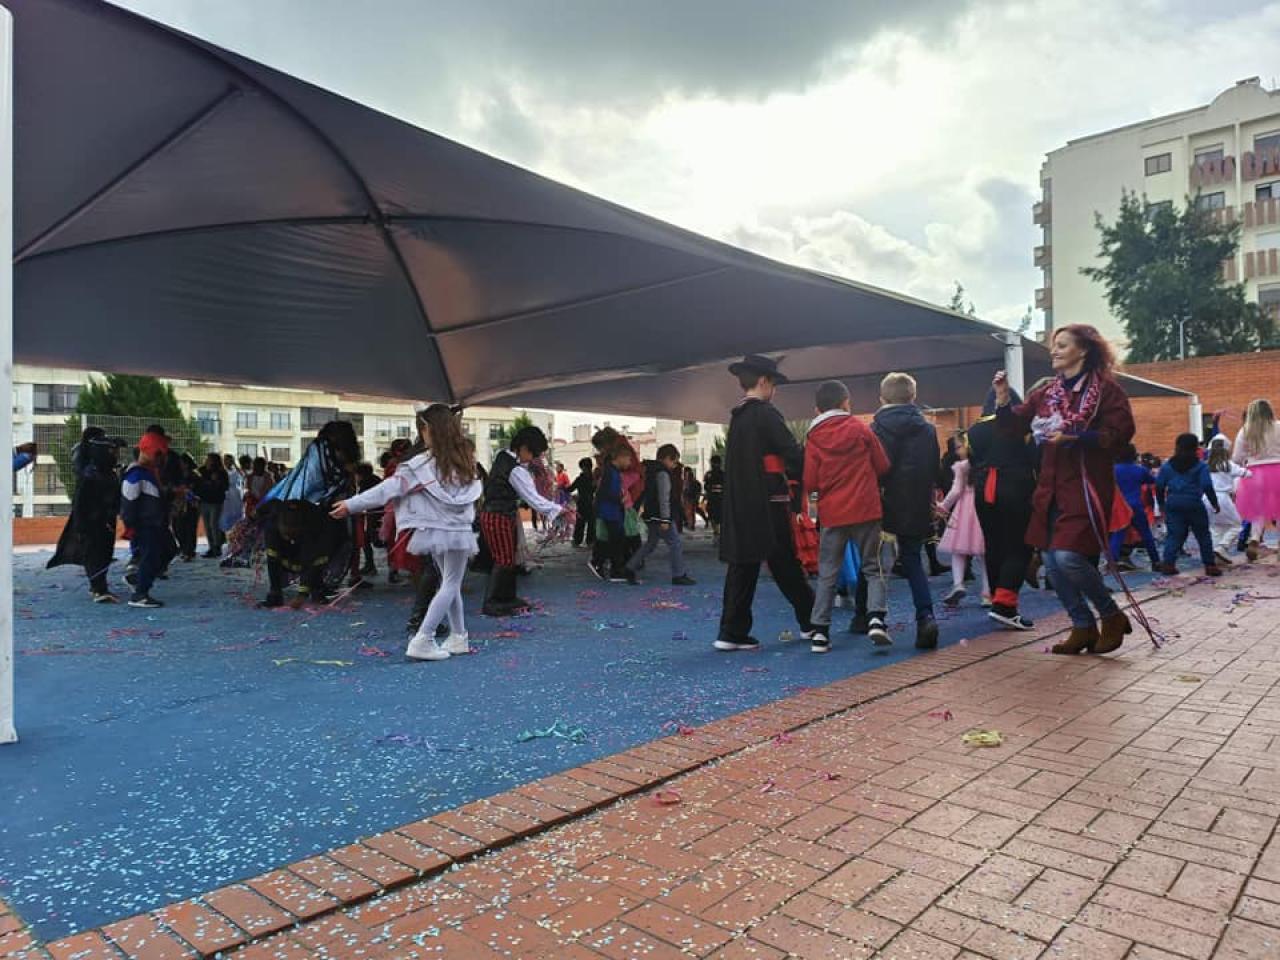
[728,353,788,383]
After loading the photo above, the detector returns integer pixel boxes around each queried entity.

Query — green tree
[947,282,977,317]
[1082,190,1271,361]
[710,434,726,461]
[497,412,536,447]
[57,375,206,493]
[1016,306,1033,336]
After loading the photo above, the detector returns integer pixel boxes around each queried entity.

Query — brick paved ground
[8,562,1280,959]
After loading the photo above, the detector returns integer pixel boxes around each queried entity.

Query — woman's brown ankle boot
[1093,611,1132,654]
[1051,624,1099,655]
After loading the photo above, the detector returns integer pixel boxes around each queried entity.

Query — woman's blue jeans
[1043,511,1119,628]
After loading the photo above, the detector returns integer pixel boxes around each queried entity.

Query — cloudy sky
[108,0,1280,432]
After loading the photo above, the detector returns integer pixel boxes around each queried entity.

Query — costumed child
[595,443,632,582]
[1206,434,1249,564]
[703,455,725,541]
[1108,444,1159,570]
[332,405,482,660]
[120,431,171,608]
[1155,433,1222,577]
[966,385,1037,631]
[478,426,563,615]
[569,457,596,547]
[803,379,891,652]
[937,434,990,607]
[48,427,124,602]
[625,444,697,587]
[1234,399,1280,561]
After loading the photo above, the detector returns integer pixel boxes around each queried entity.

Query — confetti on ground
[961,729,1004,748]
[271,657,354,667]
[515,720,588,744]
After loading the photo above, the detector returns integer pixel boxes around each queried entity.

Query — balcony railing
[1035,287,1053,310]
[1244,198,1280,229]
[1221,258,1240,283]
[1201,205,1236,226]
[1190,156,1235,188]
[1244,248,1280,280]
[1033,245,1052,267]
[1032,201,1051,225]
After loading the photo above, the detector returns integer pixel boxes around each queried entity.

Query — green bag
[624,507,641,538]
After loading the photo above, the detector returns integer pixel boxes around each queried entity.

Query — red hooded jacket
[803,411,890,527]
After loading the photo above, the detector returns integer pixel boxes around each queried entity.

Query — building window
[489,423,505,440]
[394,422,412,440]
[1257,230,1280,252]
[337,412,364,435]
[236,442,258,459]
[1258,181,1280,202]
[32,384,80,414]
[1194,146,1224,165]
[235,410,258,430]
[1255,131,1280,155]
[300,406,338,431]
[1144,153,1172,176]
[269,411,291,430]
[1260,285,1280,323]
[1196,192,1226,210]
[195,409,220,435]
[269,446,292,462]
[1145,200,1173,218]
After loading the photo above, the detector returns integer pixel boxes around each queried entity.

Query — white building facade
[1035,78,1280,346]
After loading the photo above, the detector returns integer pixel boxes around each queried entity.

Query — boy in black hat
[715,355,815,651]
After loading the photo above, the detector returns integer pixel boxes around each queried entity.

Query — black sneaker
[586,561,606,581]
[128,594,164,609]
[671,574,697,586]
[988,604,1034,631]
[848,613,870,635]
[867,617,891,647]
[714,636,760,651]
[810,631,831,654]
[915,617,939,650]
[942,585,966,607]
[91,592,119,604]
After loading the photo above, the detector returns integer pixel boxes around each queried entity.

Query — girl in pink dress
[938,438,990,607]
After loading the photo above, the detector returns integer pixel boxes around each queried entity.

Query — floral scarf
[1030,372,1101,443]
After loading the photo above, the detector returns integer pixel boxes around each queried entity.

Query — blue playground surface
[0,533,1150,940]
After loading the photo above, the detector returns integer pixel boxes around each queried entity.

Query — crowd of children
[42,339,1280,665]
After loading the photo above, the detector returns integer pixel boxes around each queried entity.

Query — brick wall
[1125,352,1280,454]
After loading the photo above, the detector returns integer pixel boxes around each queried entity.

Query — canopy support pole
[1189,394,1203,438]
[1001,331,1025,400]
[1,6,16,744]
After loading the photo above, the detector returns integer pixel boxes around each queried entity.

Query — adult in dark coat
[716,355,814,651]
[994,324,1136,656]
[48,428,123,600]
[968,386,1038,631]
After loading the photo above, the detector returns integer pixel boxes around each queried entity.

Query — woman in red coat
[993,324,1135,656]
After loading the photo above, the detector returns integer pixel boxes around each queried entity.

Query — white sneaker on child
[406,633,450,661]
[444,632,470,655]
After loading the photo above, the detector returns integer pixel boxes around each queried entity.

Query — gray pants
[813,521,886,628]
[627,521,686,578]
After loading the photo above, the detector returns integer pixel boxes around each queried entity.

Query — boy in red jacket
[803,380,891,652]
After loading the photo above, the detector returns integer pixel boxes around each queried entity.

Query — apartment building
[1034,78,1280,345]
[11,365,551,516]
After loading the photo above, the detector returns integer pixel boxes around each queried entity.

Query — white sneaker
[943,585,967,607]
[406,634,450,661]
[444,632,470,655]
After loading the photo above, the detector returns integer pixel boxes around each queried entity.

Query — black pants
[174,507,199,558]
[976,494,1033,606]
[718,504,814,641]
[410,555,443,623]
[601,518,627,576]
[573,505,595,546]
[83,528,115,594]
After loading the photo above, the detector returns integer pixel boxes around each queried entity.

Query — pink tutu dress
[1233,423,1280,523]
[939,459,985,556]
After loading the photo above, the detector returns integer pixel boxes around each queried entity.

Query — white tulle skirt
[408,527,479,558]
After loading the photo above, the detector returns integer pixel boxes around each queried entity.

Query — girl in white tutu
[1233,400,1280,562]
[331,404,482,661]
[1206,435,1249,564]
[937,436,990,607]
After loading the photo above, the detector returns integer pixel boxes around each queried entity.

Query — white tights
[415,548,470,640]
[952,553,989,596]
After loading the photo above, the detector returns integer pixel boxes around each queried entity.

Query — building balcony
[1035,287,1053,310]
[1244,248,1280,280]
[1244,198,1280,229]
[1190,155,1236,188]
[1032,200,1051,225]
[1033,244,1052,267]
[1222,257,1240,282]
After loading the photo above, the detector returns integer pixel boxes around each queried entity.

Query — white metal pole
[1189,394,1203,438]
[0,7,16,744]
[1002,331,1026,400]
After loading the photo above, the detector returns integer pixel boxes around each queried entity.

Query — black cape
[48,467,119,570]
[719,397,802,564]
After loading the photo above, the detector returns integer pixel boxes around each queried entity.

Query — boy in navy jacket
[1155,433,1221,578]
[120,432,170,607]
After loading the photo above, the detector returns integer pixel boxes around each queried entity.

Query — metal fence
[14,415,205,517]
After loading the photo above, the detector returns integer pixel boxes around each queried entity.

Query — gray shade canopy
[6,0,1150,412]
